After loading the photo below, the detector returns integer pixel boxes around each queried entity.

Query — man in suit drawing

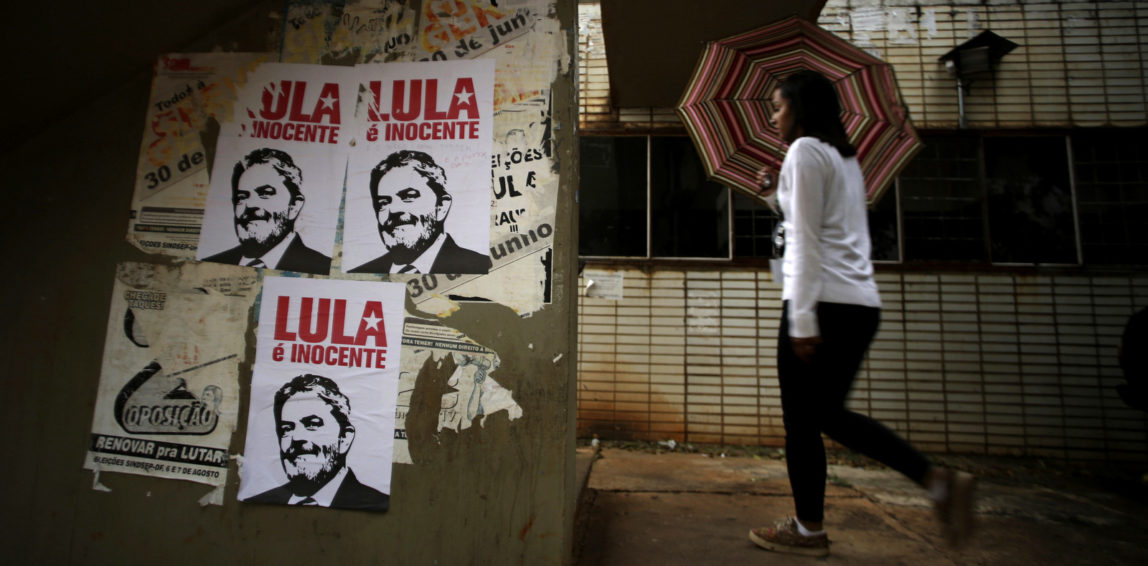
[243,374,388,511]
[202,148,331,274]
[349,150,490,274]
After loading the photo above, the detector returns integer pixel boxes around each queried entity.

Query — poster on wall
[128,53,270,259]
[196,63,356,275]
[412,2,535,62]
[238,276,405,512]
[382,0,560,315]
[392,318,521,464]
[342,59,495,275]
[85,262,254,489]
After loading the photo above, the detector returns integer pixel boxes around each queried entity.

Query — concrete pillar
[0,1,579,563]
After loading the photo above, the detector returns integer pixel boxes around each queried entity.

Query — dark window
[869,183,901,262]
[650,137,728,258]
[732,192,780,258]
[578,136,728,259]
[900,136,986,261]
[1072,129,1148,265]
[579,137,647,256]
[984,136,1077,264]
[580,130,1144,267]
[731,174,900,261]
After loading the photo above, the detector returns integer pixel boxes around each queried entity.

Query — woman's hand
[754,168,781,213]
[754,168,775,190]
[791,335,822,363]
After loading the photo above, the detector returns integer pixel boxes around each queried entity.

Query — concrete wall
[1,1,579,564]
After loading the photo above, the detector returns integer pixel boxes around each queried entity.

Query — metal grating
[578,268,1148,461]
[577,0,1148,132]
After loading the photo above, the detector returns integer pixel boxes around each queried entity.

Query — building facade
[576,0,1148,461]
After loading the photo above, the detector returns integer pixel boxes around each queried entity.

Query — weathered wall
[816,0,1148,128]
[1,1,579,564]
[578,268,1148,461]
[574,0,1148,462]
[580,0,1148,132]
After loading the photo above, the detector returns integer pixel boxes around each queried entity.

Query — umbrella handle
[755,168,775,190]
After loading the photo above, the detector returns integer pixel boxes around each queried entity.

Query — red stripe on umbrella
[677,16,923,207]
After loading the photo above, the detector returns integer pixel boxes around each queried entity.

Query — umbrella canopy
[676,16,923,207]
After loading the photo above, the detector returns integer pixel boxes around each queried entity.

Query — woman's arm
[783,140,828,342]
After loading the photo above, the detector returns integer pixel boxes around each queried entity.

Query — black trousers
[779,301,930,523]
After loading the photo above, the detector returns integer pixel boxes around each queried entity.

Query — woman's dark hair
[777,69,857,158]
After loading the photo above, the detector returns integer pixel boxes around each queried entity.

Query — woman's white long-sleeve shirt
[778,137,881,338]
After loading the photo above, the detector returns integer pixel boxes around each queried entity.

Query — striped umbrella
[676,16,922,207]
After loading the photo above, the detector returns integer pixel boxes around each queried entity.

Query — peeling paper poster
[281,1,340,64]
[290,0,418,64]
[414,1,535,61]
[584,270,623,300]
[401,91,557,313]
[238,277,405,512]
[342,59,495,275]
[129,53,269,258]
[393,319,521,464]
[196,63,357,275]
[85,262,253,488]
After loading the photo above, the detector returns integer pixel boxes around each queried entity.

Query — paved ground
[573,444,1148,565]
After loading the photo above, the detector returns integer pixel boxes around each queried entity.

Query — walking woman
[748,70,974,557]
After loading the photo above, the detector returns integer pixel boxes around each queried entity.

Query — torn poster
[413,1,535,61]
[111,260,262,300]
[85,262,252,488]
[404,214,554,316]
[238,276,405,512]
[411,92,559,314]
[334,0,418,63]
[342,59,495,275]
[398,9,562,314]
[196,63,357,275]
[393,318,521,464]
[284,0,418,65]
[280,1,340,64]
[128,53,270,258]
[584,269,623,300]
